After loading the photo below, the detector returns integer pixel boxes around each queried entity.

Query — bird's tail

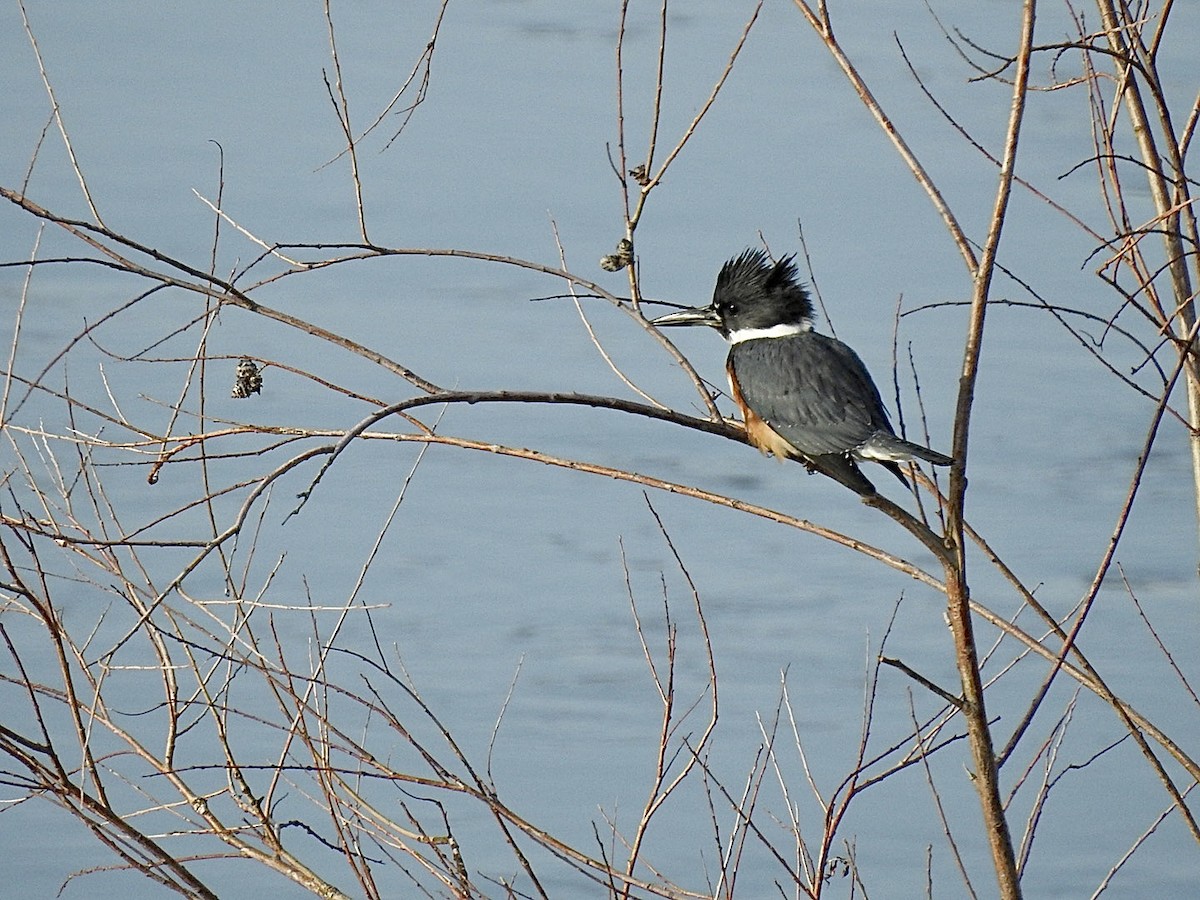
[858,434,953,467]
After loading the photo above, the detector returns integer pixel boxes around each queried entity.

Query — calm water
[1,2,1198,897]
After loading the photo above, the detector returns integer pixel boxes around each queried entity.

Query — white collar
[727,320,812,344]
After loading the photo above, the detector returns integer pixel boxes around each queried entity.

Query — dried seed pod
[231,357,263,398]
[599,237,634,272]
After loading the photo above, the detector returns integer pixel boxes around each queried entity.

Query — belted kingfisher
[653,248,953,495]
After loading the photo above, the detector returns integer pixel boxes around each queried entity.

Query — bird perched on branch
[653,248,953,495]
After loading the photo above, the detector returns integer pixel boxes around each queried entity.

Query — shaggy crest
[714,249,813,328]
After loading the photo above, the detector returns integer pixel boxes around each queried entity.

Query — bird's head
[652,249,814,340]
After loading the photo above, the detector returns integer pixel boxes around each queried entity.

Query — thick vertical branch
[1092,0,1200,551]
[944,3,1038,899]
[794,1,1033,894]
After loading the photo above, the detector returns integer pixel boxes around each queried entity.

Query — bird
[653,248,953,495]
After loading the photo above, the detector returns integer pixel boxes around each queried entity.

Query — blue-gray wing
[730,333,893,456]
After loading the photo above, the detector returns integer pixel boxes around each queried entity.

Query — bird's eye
[721,303,738,316]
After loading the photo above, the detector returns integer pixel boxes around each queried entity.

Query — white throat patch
[728,320,811,344]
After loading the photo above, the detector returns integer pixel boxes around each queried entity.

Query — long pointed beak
[651,305,722,329]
